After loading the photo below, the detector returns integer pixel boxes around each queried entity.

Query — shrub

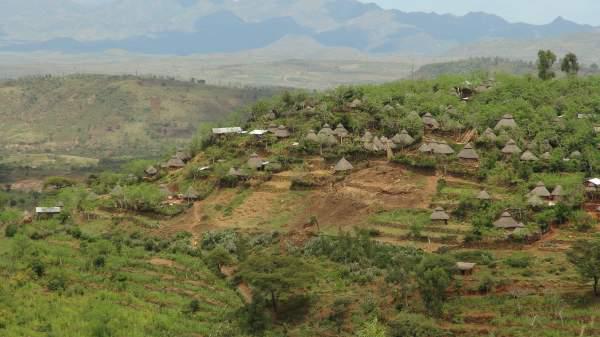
[504,253,533,268]
[388,312,446,337]
[4,223,18,237]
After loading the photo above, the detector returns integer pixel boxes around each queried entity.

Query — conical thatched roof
[372,137,384,151]
[247,153,264,169]
[430,207,450,221]
[570,150,582,159]
[334,124,349,138]
[326,134,338,146]
[145,166,158,176]
[481,128,497,142]
[433,140,455,155]
[529,181,551,198]
[318,124,333,137]
[551,185,564,197]
[476,190,491,200]
[334,157,354,172]
[501,139,522,155]
[527,194,545,207]
[422,113,440,129]
[267,123,278,133]
[305,130,319,142]
[167,156,186,168]
[228,167,248,177]
[361,131,373,143]
[493,212,523,229]
[418,143,433,153]
[520,150,539,162]
[176,150,191,162]
[392,130,415,147]
[458,143,479,160]
[495,114,518,130]
[541,152,552,160]
[363,142,376,151]
[274,125,290,138]
[183,186,199,200]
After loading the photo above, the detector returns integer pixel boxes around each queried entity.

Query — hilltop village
[2,74,600,337]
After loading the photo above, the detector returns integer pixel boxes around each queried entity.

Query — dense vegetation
[1,71,600,336]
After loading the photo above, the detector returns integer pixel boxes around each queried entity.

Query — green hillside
[2,73,600,336]
[0,74,277,172]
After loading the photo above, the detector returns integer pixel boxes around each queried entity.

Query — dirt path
[221,266,253,304]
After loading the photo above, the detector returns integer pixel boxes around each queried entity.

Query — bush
[504,253,533,268]
[5,223,18,237]
[478,273,496,294]
[388,312,446,337]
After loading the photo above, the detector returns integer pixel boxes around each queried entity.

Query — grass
[371,208,431,227]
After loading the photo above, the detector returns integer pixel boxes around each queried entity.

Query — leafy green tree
[560,53,580,76]
[239,252,315,313]
[205,245,235,272]
[537,50,557,80]
[415,255,455,316]
[567,239,600,296]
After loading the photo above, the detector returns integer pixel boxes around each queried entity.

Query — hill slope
[0,74,277,164]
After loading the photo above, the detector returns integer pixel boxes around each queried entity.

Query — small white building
[212,127,243,135]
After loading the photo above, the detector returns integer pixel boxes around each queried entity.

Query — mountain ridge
[0,0,596,56]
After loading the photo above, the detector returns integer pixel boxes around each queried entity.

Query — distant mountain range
[0,0,597,56]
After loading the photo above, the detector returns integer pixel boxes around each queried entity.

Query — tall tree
[561,53,580,76]
[537,50,557,80]
[239,252,315,312]
[415,255,455,317]
[566,239,600,296]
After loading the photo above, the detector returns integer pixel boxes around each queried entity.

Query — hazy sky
[365,0,600,25]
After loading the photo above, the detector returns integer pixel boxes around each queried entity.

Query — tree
[537,50,557,80]
[561,53,580,76]
[415,255,455,317]
[567,239,600,296]
[239,252,315,313]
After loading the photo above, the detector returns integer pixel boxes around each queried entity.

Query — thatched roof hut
[501,139,522,155]
[167,156,186,169]
[267,123,278,133]
[326,134,338,146]
[318,124,334,137]
[493,212,524,229]
[247,153,264,169]
[541,152,552,160]
[392,130,415,147]
[305,130,319,142]
[183,186,199,200]
[176,150,191,162]
[334,124,349,138]
[430,207,450,222]
[334,157,354,172]
[422,113,440,129]
[529,181,551,198]
[481,128,497,142]
[111,185,123,196]
[418,143,433,153]
[361,131,373,143]
[570,150,582,159]
[495,114,518,130]
[228,167,248,178]
[274,125,290,138]
[458,143,479,160]
[551,185,564,198]
[520,150,539,162]
[476,190,491,201]
[527,195,545,207]
[433,140,455,155]
[372,137,385,151]
[145,166,158,176]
